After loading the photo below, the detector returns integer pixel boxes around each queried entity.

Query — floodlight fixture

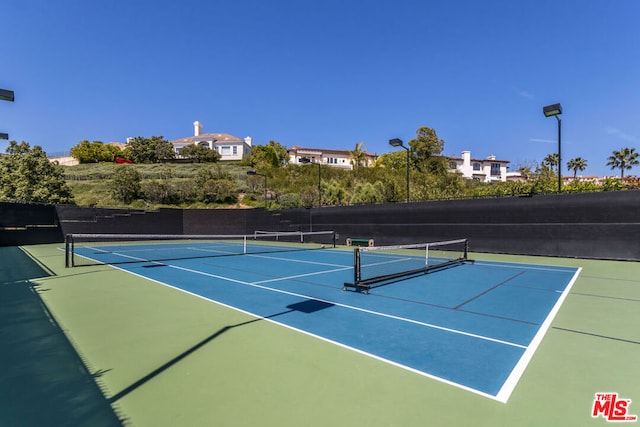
[0,89,14,102]
[543,103,562,117]
[543,103,563,193]
[0,133,8,140]
[389,138,410,202]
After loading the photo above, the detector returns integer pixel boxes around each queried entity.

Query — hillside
[63,162,255,209]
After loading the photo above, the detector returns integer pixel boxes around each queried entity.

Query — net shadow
[108,298,334,404]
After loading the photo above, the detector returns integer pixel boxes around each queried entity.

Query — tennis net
[343,238,470,293]
[65,230,336,267]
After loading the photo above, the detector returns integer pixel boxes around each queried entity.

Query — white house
[170,121,252,161]
[447,151,510,182]
[288,146,377,170]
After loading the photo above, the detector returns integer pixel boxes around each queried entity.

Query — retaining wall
[2,191,638,260]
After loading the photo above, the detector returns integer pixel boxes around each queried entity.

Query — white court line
[163,263,526,350]
[253,267,353,284]
[78,246,582,402]
[473,260,578,272]
[494,266,582,403]
[246,252,352,269]
[99,259,502,402]
[81,246,526,350]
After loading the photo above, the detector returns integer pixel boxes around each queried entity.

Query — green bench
[346,238,374,247]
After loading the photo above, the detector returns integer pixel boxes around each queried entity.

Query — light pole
[389,138,410,202]
[247,170,268,208]
[543,103,563,193]
[1,88,14,140]
[298,157,321,207]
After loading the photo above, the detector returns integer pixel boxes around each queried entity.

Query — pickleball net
[343,238,471,293]
[65,230,337,267]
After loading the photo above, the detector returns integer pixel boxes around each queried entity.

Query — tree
[543,153,559,171]
[178,144,220,163]
[123,136,175,163]
[566,157,588,179]
[376,151,407,170]
[350,181,385,204]
[517,165,535,181]
[193,166,238,204]
[408,126,445,172]
[349,142,367,170]
[607,148,639,178]
[70,140,122,163]
[109,165,141,203]
[322,179,347,205]
[248,140,289,169]
[0,141,74,203]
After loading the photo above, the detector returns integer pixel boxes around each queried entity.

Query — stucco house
[288,146,377,170]
[170,121,252,161]
[447,151,510,182]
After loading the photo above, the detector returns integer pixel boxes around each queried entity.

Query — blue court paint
[74,245,580,402]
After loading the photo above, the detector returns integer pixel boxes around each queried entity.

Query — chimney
[244,136,252,147]
[194,121,202,136]
[462,151,471,168]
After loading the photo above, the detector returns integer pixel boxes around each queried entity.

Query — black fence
[2,191,639,260]
[0,202,63,246]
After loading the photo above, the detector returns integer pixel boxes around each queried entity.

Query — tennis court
[69,234,579,402]
[3,238,639,426]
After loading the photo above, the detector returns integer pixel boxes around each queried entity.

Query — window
[473,162,481,171]
[490,163,501,176]
[327,157,338,164]
[220,146,231,155]
[448,161,457,169]
[232,146,237,155]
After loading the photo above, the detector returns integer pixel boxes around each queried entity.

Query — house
[288,146,378,170]
[447,151,510,182]
[170,121,252,161]
[563,175,606,185]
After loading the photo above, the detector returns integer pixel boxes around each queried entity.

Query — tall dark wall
[273,191,640,260]
[4,191,639,260]
[0,202,62,245]
[55,206,183,236]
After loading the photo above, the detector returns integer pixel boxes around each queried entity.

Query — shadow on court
[0,246,124,427]
[109,299,334,404]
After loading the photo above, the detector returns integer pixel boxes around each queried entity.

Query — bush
[109,165,141,203]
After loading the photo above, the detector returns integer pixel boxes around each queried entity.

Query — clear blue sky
[2,0,639,177]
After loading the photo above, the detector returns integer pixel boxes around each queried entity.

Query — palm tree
[567,157,588,179]
[607,148,639,178]
[542,153,559,171]
[350,142,367,170]
[517,165,534,181]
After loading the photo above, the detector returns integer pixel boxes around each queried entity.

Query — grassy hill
[63,162,255,209]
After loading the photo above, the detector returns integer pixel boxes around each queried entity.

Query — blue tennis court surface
[74,243,581,402]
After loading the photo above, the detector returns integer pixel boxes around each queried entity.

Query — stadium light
[543,103,563,193]
[389,138,410,202]
[0,88,14,141]
[247,170,268,208]
[298,157,322,207]
[0,89,14,102]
